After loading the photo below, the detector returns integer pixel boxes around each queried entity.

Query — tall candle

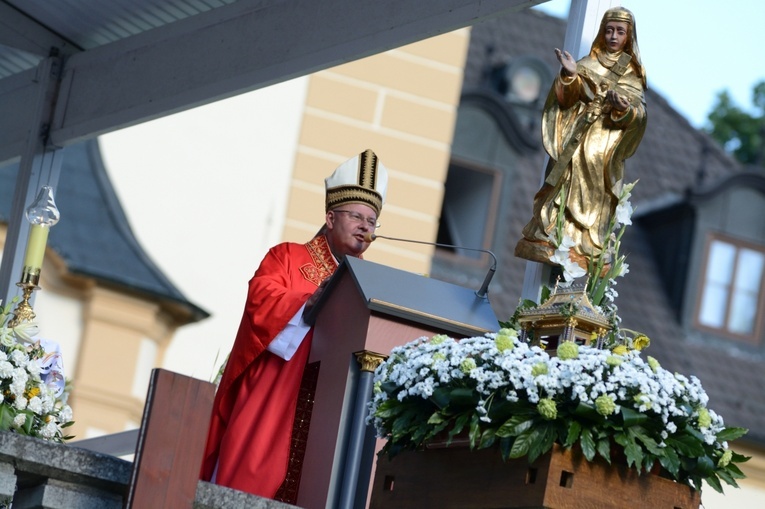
[23,224,50,271]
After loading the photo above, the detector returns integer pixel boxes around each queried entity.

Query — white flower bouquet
[369,329,748,493]
[0,299,73,442]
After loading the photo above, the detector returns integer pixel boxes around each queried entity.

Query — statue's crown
[604,8,633,25]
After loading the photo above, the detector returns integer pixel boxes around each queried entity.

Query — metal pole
[0,55,64,306]
[337,351,386,509]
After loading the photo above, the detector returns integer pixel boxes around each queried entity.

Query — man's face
[604,21,628,53]
[325,203,378,259]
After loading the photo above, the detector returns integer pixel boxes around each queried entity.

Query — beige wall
[283,29,471,274]
[1,226,183,439]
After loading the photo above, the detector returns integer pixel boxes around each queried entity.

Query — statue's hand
[555,48,577,78]
[606,90,630,112]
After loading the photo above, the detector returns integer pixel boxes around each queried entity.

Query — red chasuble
[200,235,337,497]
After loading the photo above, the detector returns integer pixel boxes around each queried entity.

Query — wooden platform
[370,443,700,509]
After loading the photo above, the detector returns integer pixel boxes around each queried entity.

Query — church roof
[0,139,209,323]
[457,9,765,445]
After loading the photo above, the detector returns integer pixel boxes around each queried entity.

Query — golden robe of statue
[515,7,647,269]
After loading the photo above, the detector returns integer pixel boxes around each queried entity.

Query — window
[696,234,765,342]
[436,162,501,261]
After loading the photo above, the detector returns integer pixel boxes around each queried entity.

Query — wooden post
[125,368,215,508]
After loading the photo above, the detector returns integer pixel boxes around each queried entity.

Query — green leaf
[21,411,33,435]
[499,436,513,460]
[496,415,535,438]
[726,462,747,478]
[468,414,481,449]
[449,388,478,410]
[375,399,405,419]
[579,428,596,461]
[509,428,539,459]
[666,433,705,457]
[704,474,724,494]
[623,439,643,470]
[631,426,664,456]
[479,428,496,450]
[694,455,716,477]
[659,445,680,477]
[716,469,740,489]
[528,423,556,463]
[596,437,611,464]
[450,412,470,438]
[716,427,748,442]
[0,405,15,431]
[430,387,451,409]
[620,407,648,427]
[427,412,445,425]
[573,402,600,422]
[564,420,582,447]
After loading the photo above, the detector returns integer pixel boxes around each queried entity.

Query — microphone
[364,232,497,299]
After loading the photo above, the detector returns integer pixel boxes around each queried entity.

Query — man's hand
[303,277,331,319]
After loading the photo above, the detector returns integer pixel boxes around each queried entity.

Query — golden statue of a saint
[515,6,647,270]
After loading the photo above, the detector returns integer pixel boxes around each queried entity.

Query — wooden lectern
[299,257,498,508]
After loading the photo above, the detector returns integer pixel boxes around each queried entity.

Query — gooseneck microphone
[364,232,497,299]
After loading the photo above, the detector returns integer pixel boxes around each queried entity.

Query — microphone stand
[367,233,497,299]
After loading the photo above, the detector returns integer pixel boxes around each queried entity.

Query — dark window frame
[434,157,503,268]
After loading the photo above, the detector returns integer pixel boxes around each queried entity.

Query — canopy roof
[0,0,542,166]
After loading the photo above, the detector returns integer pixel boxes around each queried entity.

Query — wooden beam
[0,2,78,56]
[0,0,543,165]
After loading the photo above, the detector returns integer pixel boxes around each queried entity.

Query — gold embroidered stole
[299,235,338,286]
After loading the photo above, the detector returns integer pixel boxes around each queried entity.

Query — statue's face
[604,21,628,53]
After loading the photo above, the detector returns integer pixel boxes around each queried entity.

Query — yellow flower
[497,328,517,339]
[531,362,548,377]
[26,387,41,399]
[606,355,623,367]
[430,334,448,345]
[557,341,579,360]
[460,358,477,373]
[612,345,628,356]
[495,334,514,352]
[718,449,732,468]
[697,407,711,429]
[595,394,616,416]
[537,398,558,420]
[633,334,650,351]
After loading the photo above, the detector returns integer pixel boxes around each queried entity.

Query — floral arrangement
[369,330,748,493]
[369,180,750,494]
[0,299,73,442]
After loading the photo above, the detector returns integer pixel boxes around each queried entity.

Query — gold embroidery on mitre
[300,235,337,286]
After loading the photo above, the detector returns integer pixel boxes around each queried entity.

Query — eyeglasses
[332,209,380,229]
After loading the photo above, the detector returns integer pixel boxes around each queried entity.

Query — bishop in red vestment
[200,150,388,499]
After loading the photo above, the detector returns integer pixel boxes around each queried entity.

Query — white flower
[14,396,28,410]
[40,420,59,439]
[0,360,14,378]
[58,405,73,423]
[13,414,26,428]
[12,321,39,344]
[614,200,634,227]
[0,328,14,348]
[10,349,29,368]
[561,258,587,282]
[28,396,43,415]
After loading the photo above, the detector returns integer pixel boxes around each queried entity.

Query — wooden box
[370,443,700,509]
